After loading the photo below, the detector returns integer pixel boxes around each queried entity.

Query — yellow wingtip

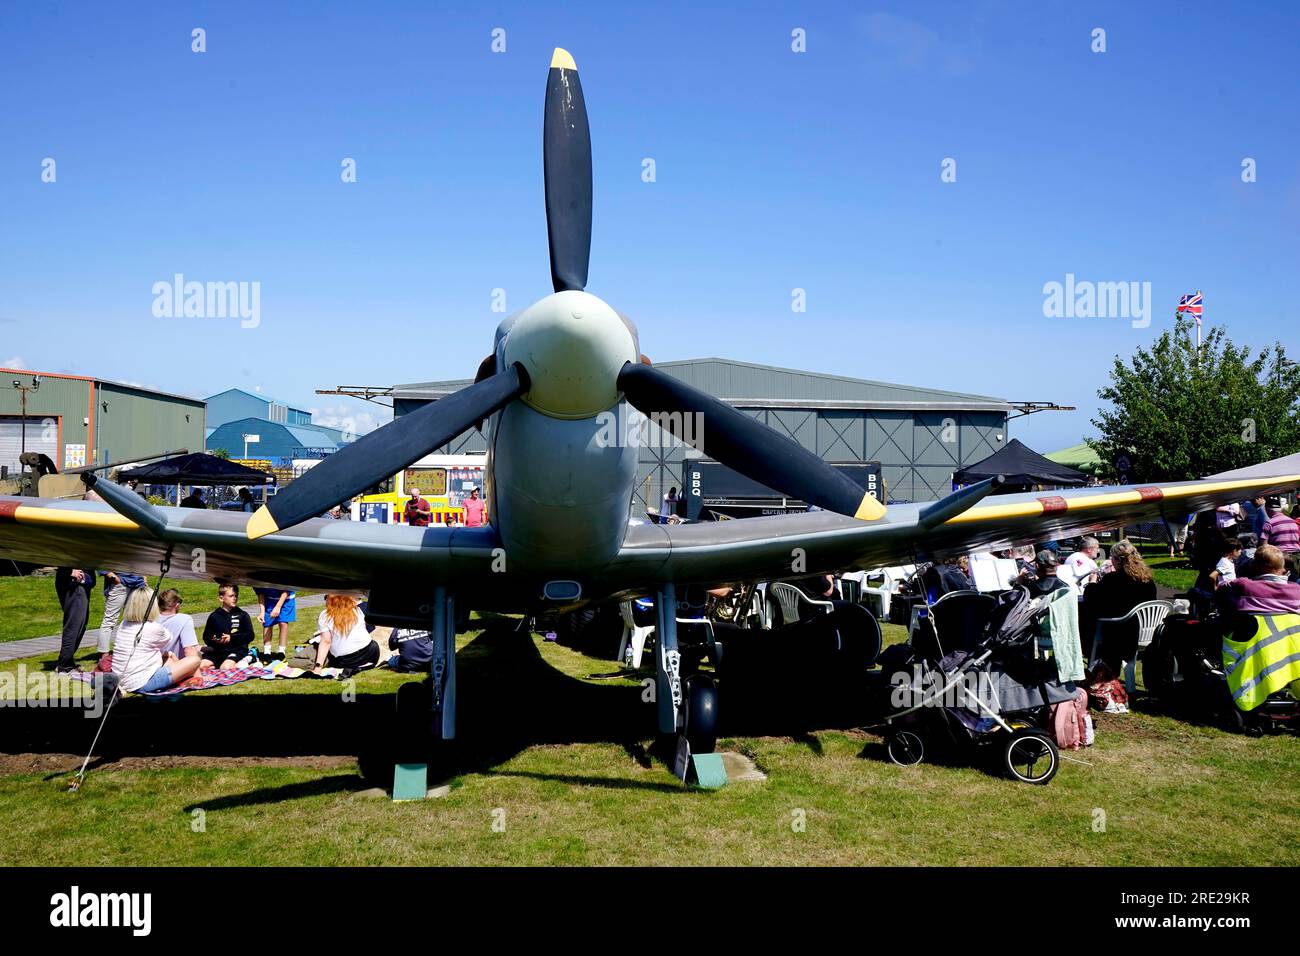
[854,493,887,521]
[246,507,280,540]
[550,47,577,71]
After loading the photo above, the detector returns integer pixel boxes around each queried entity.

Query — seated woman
[313,594,381,674]
[1080,540,1157,667]
[937,555,974,594]
[112,587,205,694]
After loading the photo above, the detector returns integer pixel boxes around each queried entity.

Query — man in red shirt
[463,487,487,527]
[403,487,432,527]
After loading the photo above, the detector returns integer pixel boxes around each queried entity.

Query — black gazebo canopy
[953,438,1089,490]
[119,453,275,486]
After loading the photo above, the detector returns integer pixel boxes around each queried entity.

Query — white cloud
[309,403,389,438]
[2,356,27,369]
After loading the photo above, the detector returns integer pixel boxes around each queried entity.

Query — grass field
[0,575,263,644]
[1,604,1297,866]
[0,575,323,645]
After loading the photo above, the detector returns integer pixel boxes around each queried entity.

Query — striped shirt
[1261,513,1300,552]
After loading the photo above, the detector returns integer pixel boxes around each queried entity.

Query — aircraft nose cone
[503,290,636,420]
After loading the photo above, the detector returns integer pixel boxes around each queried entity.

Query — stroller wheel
[886,731,925,767]
[1002,729,1058,785]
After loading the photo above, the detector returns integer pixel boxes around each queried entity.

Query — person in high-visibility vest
[1222,613,1300,711]
[1219,545,1300,711]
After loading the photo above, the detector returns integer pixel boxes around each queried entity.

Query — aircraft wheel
[683,674,718,755]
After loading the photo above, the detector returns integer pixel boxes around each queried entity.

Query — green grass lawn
[1,616,1296,866]
[1138,544,1200,592]
[0,575,316,644]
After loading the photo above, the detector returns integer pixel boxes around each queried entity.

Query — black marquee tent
[952,438,1089,492]
[119,453,275,487]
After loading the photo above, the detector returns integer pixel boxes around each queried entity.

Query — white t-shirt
[112,621,172,692]
[1214,557,1237,587]
[1061,552,1099,587]
[317,608,372,658]
[158,612,198,657]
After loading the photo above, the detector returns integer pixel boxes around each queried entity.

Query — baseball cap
[1035,549,1060,568]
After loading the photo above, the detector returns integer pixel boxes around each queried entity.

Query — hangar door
[0,417,58,475]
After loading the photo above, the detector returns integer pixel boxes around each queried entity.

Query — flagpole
[1196,288,1202,350]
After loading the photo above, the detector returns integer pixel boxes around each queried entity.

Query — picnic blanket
[141,666,271,696]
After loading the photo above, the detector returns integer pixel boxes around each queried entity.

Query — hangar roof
[391,357,1012,412]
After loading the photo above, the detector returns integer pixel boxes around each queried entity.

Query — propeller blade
[543,47,592,293]
[246,364,529,538]
[617,362,886,521]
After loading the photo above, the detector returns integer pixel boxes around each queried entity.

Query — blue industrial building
[204,388,351,465]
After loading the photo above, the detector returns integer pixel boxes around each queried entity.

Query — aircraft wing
[0,496,502,591]
[606,474,1300,586]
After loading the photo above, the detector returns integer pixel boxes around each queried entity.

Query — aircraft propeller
[246,47,883,538]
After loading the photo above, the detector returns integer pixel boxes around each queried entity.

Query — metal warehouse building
[0,367,206,475]
[382,358,1046,505]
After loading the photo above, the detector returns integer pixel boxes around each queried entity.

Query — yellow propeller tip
[854,494,887,521]
[550,47,577,71]
[246,507,280,540]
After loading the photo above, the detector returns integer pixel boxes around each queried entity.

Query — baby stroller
[873,586,1074,784]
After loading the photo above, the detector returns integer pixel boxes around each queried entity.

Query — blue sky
[2,1,1297,448]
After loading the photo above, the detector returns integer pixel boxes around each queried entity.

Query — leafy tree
[210,447,230,460]
[1089,317,1300,482]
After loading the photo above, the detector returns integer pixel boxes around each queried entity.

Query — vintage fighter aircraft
[2,50,1297,781]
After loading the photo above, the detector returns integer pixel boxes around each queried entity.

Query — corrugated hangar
[357,358,1059,505]
[0,367,206,475]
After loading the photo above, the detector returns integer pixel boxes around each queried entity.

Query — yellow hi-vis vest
[1222,613,1300,712]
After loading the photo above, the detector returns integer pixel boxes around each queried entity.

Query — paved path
[0,594,326,663]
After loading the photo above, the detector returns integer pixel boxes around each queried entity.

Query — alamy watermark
[594,405,704,450]
[889,665,998,711]
[1,665,104,717]
[1042,273,1151,329]
[152,273,261,328]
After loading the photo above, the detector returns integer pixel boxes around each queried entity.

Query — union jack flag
[1177,291,1203,326]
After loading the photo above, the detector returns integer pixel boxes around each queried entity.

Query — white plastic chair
[768,582,834,627]
[1089,600,1173,696]
[616,601,654,669]
[858,565,914,620]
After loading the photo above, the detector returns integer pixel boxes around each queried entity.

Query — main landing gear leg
[655,583,725,788]
[393,585,457,800]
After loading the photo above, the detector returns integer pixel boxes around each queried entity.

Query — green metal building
[0,367,206,476]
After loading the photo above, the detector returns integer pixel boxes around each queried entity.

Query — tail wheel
[886,730,925,766]
[1003,729,1058,784]
[683,674,718,755]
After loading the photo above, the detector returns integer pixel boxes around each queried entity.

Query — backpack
[1085,661,1129,713]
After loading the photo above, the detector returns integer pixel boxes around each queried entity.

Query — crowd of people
[52,564,386,694]
[858,494,1300,679]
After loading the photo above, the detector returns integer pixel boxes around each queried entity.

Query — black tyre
[683,674,719,754]
[886,730,925,766]
[1003,729,1058,784]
